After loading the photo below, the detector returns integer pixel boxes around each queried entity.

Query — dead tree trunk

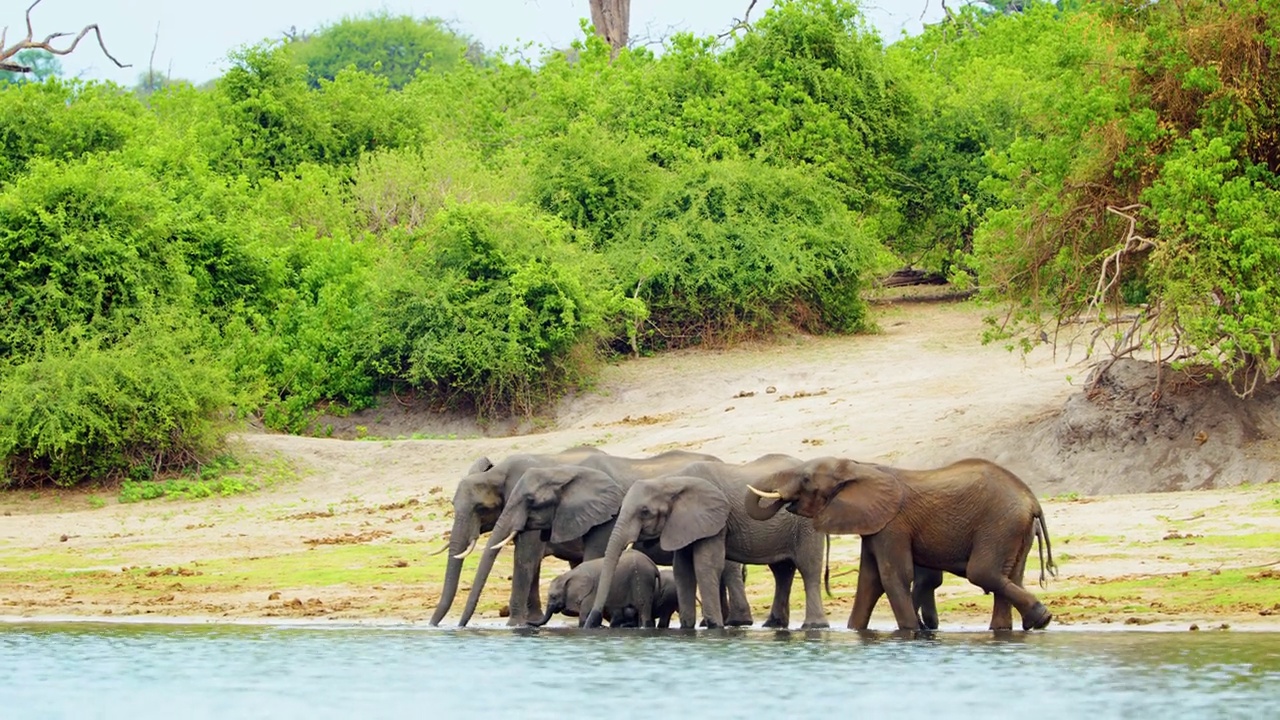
[589,0,630,56]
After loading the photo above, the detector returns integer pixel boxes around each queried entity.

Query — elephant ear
[565,571,598,614]
[660,477,730,552]
[815,461,908,536]
[466,456,494,474]
[551,469,625,544]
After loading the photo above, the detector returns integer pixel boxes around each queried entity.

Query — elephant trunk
[458,547,501,627]
[528,598,561,627]
[457,507,524,627]
[429,513,480,626]
[583,519,638,628]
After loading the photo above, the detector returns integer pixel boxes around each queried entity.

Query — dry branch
[0,0,129,74]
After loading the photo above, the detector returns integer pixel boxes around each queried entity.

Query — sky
[5,0,947,86]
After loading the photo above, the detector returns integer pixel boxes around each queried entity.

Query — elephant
[429,446,607,627]
[745,456,1057,632]
[456,465,625,627]
[583,454,830,630]
[528,550,665,628]
[455,449,756,627]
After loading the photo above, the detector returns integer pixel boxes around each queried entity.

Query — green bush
[0,314,233,488]
[526,120,656,248]
[367,201,641,416]
[0,79,146,185]
[0,155,193,361]
[610,159,888,349]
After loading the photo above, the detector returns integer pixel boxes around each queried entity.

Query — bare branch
[1087,204,1156,319]
[718,0,759,39]
[0,0,130,74]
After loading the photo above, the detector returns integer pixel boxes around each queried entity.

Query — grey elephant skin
[746,456,1057,632]
[529,551,669,628]
[457,449,755,627]
[429,446,607,627]
[584,454,830,630]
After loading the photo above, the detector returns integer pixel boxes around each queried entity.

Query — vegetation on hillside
[1,0,1276,487]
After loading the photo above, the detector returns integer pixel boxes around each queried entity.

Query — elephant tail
[1033,513,1059,589]
[823,534,834,598]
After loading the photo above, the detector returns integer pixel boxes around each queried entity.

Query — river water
[3,623,1277,718]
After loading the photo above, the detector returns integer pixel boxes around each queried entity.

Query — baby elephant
[529,551,668,628]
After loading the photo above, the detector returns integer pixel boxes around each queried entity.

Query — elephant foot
[701,619,723,630]
[800,621,830,630]
[506,614,529,627]
[583,609,605,629]
[919,612,940,631]
[1022,602,1053,631]
[761,615,789,629]
[724,616,754,628]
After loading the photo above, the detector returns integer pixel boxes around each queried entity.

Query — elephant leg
[988,557,1021,632]
[848,542,884,630]
[509,530,545,626]
[672,549,700,630]
[691,538,727,629]
[797,547,830,630]
[761,561,795,628]
[721,562,754,627]
[966,541,1051,631]
[913,566,944,631]
[872,541,921,631]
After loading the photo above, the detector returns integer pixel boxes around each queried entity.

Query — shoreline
[3,613,1279,633]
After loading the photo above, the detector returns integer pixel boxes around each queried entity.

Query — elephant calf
[529,551,667,628]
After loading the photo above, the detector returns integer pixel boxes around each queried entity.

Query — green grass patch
[117,453,298,504]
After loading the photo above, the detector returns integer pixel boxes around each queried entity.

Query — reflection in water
[2,624,1277,719]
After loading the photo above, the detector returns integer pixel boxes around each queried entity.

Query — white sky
[5,0,946,86]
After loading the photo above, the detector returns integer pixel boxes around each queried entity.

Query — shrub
[610,158,888,349]
[0,156,193,362]
[367,201,640,416]
[0,314,233,488]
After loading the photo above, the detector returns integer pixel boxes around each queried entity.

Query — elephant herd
[429,446,1057,633]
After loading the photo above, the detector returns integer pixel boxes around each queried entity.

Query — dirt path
[2,299,1277,630]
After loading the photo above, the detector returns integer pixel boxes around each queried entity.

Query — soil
[2,295,1278,631]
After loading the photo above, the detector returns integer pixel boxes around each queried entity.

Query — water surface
[3,623,1277,718]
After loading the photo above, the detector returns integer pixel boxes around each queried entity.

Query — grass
[116,453,299,504]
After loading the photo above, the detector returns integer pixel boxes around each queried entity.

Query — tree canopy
[2,0,1277,487]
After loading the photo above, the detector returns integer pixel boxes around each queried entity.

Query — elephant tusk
[452,536,478,560]
[747,485,783,499]
[487,531,517,552]
[427,541,451,557]
[624,542,634,552]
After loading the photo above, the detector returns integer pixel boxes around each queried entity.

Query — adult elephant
[745,456,1057,632]
[528,550,663,628]
[455,450,756,627]
[583,454,830,630]
[428,446,606,627]
[456,465,624,627]
[573,451,755,626]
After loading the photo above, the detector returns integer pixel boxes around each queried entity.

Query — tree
[0,0,129,75]
[284,12,476,89]
[589,0,630,55]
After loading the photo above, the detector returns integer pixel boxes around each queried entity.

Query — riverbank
[3,299,1278,630]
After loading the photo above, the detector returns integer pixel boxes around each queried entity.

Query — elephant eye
[638,507,651,517]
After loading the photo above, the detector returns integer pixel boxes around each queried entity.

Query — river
[3,623,1277,718]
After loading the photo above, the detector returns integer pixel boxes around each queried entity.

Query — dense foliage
[2,0,1276,486]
